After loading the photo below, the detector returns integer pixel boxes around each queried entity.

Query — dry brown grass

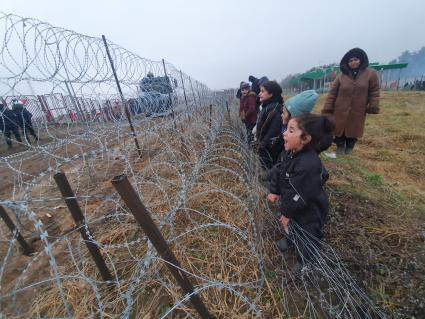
[1,93,425,318]
[315,91,425,317]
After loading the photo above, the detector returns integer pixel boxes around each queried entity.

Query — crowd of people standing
[0,99,38,150]
[237,47,380,274]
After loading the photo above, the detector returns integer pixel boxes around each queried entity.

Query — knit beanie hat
[285,90,318,117]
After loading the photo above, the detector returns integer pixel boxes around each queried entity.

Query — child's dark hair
[294,113,335,153]
[261,80,284,104]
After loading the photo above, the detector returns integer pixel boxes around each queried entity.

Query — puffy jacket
[12,104,33,128]
[268,148,329,226]
[255,100,282,149]
[0,107,18,130]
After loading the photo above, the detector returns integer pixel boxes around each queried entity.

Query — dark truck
[130,72,177,116]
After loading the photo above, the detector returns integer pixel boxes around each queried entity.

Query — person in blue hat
[268,90,319,161]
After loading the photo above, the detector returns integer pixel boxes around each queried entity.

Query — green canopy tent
[370,63,409,89]
[295,63,408,91]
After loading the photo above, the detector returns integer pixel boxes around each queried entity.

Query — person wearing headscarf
[321,48,380,155]
[255,80,283,169]
[249,75,269,113]
[239,82,257,144]
[236,81,246,100]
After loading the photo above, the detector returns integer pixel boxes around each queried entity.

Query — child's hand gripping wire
[267,194,290,232]
[267,193,280,202]
[279,215,290,233]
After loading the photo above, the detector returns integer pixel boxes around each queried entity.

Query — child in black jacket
[267,113,334,274]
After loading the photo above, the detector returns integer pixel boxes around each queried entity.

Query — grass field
[317,91,425,317]
[0,91,424,318]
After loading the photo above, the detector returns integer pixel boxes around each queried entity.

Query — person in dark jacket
[249,75,269,113]
[249,76,260,95]
[255,80,283,170]
[12,100,38,143]
[322,48,380,155]
[267,113,335,274]
[236,81,246,100]
[0,103,22,149]
[239,83,257,144]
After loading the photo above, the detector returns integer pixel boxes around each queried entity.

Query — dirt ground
[317,91,425,318]
[0,93,424,318]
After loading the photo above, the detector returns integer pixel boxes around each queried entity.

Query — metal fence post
[179,70,189,110]
[162,59,175,123]
[188,77,199,108]
[0,205,33,256]
[195,81,202,108]
[0,97,7,106]
[101,35,142,158]
[54,172,114,283]
[37,95,54,122]
[111,175,212,319]
[209,104,212,128]
[64,81,85,121]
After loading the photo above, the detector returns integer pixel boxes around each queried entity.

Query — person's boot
[336,145,345,155]
[345,139,356,155]
[334,137,346,156]
[345,147,353,155]
[275,237,292,253]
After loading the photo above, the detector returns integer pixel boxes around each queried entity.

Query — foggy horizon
[2,0,424,89]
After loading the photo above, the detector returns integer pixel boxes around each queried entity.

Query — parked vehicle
[132,72,177,116]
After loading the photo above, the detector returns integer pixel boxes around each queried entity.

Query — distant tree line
[388,47,425,80]
[280,47,425,89]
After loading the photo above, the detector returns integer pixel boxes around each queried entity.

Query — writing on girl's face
[259,86,272,103]
[348,57,361,70]
[241,89,249,96]
[283,118,310,152]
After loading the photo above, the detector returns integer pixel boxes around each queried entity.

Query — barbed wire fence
[0,12,387,318]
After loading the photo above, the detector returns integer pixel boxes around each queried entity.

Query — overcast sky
[2,0,424,89]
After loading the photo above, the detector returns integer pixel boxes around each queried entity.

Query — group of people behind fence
[0,99,38,150]
[237,47,380,275]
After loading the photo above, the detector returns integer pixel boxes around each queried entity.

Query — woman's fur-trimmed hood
[340,48,369,75]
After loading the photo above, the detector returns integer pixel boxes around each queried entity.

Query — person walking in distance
[0,103,22,149]
[12,99,39,143]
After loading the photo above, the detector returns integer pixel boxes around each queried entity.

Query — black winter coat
[0,108,18,131]
[256,101,282,149]
[268,148,329,226]
[13,105,33,128]
[248,76,261,111]
[249,76,260,95]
